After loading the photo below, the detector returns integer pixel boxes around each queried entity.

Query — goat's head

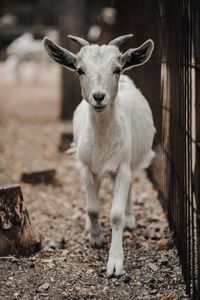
[44,34,154,112]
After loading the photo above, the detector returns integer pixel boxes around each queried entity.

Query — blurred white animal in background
[87,25,101,42]
[4,31,58,84]
[0,13,17,27]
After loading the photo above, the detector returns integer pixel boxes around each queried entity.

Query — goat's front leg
[107,164,132,277]
[83,168,102,248]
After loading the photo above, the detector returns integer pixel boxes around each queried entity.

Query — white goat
[44,34,156,277]
[5,32,57,83]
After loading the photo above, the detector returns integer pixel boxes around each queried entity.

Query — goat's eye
[77,68,85,76]
[113,68,121,75]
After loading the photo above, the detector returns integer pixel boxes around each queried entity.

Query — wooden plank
[21,169,56,185]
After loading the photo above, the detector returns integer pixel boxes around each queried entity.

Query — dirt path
[0,65,188,300]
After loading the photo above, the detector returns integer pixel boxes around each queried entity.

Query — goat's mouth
[92,104,107,112]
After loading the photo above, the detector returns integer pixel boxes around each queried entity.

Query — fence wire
[146,0,200,298]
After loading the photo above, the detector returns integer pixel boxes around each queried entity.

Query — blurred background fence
[0,0,199,298]
[124,0,200,298]
[130,1,199,299]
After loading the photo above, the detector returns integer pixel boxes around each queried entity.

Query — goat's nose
[93,92,105,103]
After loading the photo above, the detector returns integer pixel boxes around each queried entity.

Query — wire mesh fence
[134,0,200,298]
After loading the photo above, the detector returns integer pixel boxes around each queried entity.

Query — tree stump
[0,185,41,256]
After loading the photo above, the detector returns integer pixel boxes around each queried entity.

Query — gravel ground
[0,64,188,300]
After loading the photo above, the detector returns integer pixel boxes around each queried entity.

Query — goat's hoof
[124,215,136,231]
[89,234,104,249]
[106,258,125,277]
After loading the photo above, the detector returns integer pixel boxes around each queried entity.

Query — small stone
[48,239,65,249]
[122,291,130,296]
[90,286,96,293]
[86,268,95,275]
[6,281,12,287]
[61,249,69,256]
[13,292,20,299]
[149,263,158,272]
[103,286,109,293]
[124,231,132,238]
[40,259,53,264]
[47,262,55,269]
[37,283,50,293]
[61,292,68,299]
[158,239,169,250]
[9,276,14,281]
[114,280,120,286]
[111,278,117,283]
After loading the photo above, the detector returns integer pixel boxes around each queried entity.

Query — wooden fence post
[59,0,89,120]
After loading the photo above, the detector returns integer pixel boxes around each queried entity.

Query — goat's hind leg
[124,183,136,231]
[84,169,103,248]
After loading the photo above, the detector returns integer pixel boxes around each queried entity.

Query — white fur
[73,74,155,276]
[44,37,155,277]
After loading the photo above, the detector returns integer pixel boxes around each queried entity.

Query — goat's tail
[66,142,76,155]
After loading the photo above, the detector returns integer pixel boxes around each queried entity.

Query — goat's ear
[122,39,154,71]
[43,37,77,71]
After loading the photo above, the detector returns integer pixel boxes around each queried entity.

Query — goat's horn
[67,35,90,47]
[109,34,134,47]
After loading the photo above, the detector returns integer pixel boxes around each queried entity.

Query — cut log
[0,185,41,256]
[58,132,73,152]
[21,169,56,184]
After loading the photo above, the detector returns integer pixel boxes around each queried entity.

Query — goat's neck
[89,102,117,134]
